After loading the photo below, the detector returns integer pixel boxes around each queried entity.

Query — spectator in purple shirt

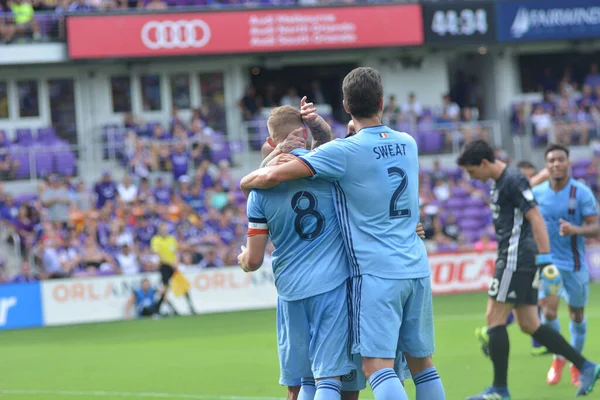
[585,63,600,90]
[0,194,19,223]
[94,171,117,209]
[153,177,171,205]
[195,160,214,189]
[136,215,157,248]
[10,261,38,283]
[170,142,189,181]
[579,85,595,108]
[199,248,224,268]
[216,207,236,245]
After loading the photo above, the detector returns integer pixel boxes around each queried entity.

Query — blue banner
[496,0,600,42]
[0,282,43,330]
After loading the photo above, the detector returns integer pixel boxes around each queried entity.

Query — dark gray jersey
[489,167,538,271]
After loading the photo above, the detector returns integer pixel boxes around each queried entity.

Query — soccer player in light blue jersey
[255,103,417,400]
[533,144,600,387]
[241,67,445,400]
[239,105,353,400]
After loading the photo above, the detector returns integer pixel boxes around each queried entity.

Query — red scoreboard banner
[66,5,424,59]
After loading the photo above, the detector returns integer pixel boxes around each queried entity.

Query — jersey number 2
[388,167,411,219]
[291,191,325,241]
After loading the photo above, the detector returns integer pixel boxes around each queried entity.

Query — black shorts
[159,263,175,286]
[488,266,539,306]
[139,306,155,317]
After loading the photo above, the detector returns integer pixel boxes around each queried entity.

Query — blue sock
[413,367,446,400]
[314,379,341,400]
[368,368,408,400]
[505,312,514,325]
[541,315,561,333]
[569,319,587,354]
[299,378,316,400]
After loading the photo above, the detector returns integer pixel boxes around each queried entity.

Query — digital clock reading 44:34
[431,8,489,36]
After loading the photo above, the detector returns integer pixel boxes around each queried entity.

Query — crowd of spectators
[513,63,600,147]
[118,108,218,181]
[0,163,249,283]
[241,83,489,154]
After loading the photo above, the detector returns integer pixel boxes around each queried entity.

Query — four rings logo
[140,20,211,50]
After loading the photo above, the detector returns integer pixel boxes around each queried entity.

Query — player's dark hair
[544,143,569,159]
[516,160,535,170]
[342,67,383,119]
[456,139,495,166]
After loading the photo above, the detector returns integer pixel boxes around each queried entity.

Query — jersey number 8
[388,167,411,219]
[291,191,325,241]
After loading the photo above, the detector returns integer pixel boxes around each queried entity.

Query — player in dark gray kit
[457,140,600,400]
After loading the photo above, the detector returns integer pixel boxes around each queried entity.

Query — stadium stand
[511,63,600,147]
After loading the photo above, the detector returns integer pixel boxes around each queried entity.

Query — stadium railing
[242,117,503,155]
[99,125,256,173]
[510,101,600,149]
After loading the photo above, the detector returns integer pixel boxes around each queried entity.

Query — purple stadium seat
[573,167,588,180]
[211,142,232,163]
[445,197,464,209]
[572,160,591,169]
[53,149,77,176]
[420,131,444,154]
[451,187,469,198]
[462,229,481,243]
[33,148,53,178]
[466,197,486,207]
[463,208,484,219]
[15,128,34,145]
[458,219,481,230]
[9,147,31,179]
[37,127,57,143]
[14,193,37,205]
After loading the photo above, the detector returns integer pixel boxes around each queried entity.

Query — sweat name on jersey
[373,143,407,159]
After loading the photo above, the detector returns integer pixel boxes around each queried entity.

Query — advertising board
[0,282,43,330]
[496,0,600,42]
[66,5,423,59]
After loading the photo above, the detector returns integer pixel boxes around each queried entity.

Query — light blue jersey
[298,125,429,280]
[533,178,599,272]
[246,177,349,302]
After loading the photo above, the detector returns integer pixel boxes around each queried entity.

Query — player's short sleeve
[579,185,599,217]
[298,139,347,181]
[510,172,537,215]
[290,148,309,157]
[247,191,268,237]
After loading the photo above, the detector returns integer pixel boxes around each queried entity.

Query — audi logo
[141,20,211,50]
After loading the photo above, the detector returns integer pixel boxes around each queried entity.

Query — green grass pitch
[1,288,599,400]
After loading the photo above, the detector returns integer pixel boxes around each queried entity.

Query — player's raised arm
[300,96,333,149]
[259,129,306,169]
[529,168,550,187]
[238,191,269,272]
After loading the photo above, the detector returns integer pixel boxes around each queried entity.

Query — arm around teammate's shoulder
[240,160,314,191]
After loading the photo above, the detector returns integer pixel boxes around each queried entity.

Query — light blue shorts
[539,268,589,308]
[352,275,435,359]
[277,281,354,385]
